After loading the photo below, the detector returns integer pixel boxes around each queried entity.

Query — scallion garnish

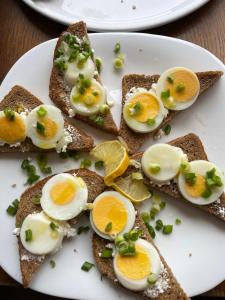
[175,218,182,225]
[36,154,52,174]
[80,159,92,169]
[167,76,174,84]
[50,260,56,268]
[95,160,104,169]
[147,272,158,285]
[176,83,185,93]
[36,106,47,117]
[36,121,45,136]
[4,107,15,121]
[149,163,161,174]
[31,194,41,205]
[146,119,156,126]
[184,172,196,186]
[105,222,112,232]
[162,225,173,235]
[81,261,94,272]
[95,57,102,73]
[101,248,113,258]
[25,229,33,242]
[6,199,19,216]
[50,222,59,231]
[145,223,156,239]
[155,219,163,231]
[77,225,90,235]
[94,115,104,126]
[114,42,121,54]
[141,211,150,223]
[161,89,170,101]
[163,124,171,135]
[21,159,40,185]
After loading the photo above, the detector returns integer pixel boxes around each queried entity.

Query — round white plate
[0,33,225,299]
[22,0,209,31]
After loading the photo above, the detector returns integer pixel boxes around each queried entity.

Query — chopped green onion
[180,161,190,172]
[99,104,109,114]
[205,168,223,188]
[105,222,112,232]
[55,48,64,58]
[36,154,52,174]
[162,225,173,235]
[95,160,104,169]
[50,260,56,268]
[160,200,166,209]
[132,101,142,114]
[59,152,69,159]
[155,219,163,231]
[118,241,136,256]
[101,248,113,258]
[163,124,171,135]
[115,235,124,247]
[68,50,78,62]
[141,211,150,223]
[4,107,15,121]
[175,218,182,225]
[31,194,41,205]
[36,121,45,136]
[81,261,94,272]
[54,57,68,71]
[21,159,40,185]
[184,172,196,186]
[114,42,121,54]
[92,91,99,96]
[25,229,33,242]
[27,174,40,185]
[146,119,156,126]
[149,163,161,174]
[6,199,19,216]
[36,106,47,117]
[95,57,102,73]
[176,83,185,93]
[145,223,156,239]
[50,222,59,231]
[94,115,104,126]
[147,272,158,285]
[167,76,174,84]
[161,89,170,100]
[77,225,90,235]
[201,188,212,199]
[80,159,92,169]
[68,151,81,160]
[128,230,142,241]
[113,57,124,70]
[150,205,160,220]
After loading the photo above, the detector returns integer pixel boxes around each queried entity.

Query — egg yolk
[50,179,76,205]
[184,174,206,197]
[116,244,151,280]
[0,115,26,143]
[128,93,160,122]
[37,117,58,139]
[79,87,101,106]
[92,196,128,235]
[165,70,199,102]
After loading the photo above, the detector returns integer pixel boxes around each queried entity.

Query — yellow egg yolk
[128,93,160,122]
[184,174,206,197]
[116,244,151,280]
[37,117,58,139]
[0,114,26,143]
[165,70,199,102]
[79,87,101,106]
[92,196,128,235]
[50,179,76,205]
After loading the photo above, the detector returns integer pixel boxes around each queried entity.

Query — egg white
[142,144,187,183]
[40,173,88,221]
[90,191,136,240]
[64,57,95,86]
[178,160,224,205]
[20,211,64,255]
[70,78,106,116]
[26,105,64,149]
[123,90,167,133]
[113,238,161,291]
[156,67,200,111]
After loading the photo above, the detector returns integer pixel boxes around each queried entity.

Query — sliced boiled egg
[141,143,187,183]
[113,238,161,291]
[40,173,88,221]
[20,211,64,255]
[26,105,64,149]
[0,111,27,144]
[70,78,106,116]
[178,160,224,205]
[123,89,167,133]
[64,57,95,86]
[156,67,200,111]
[90,191,136,240]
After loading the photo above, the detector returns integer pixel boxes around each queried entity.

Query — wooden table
[0,0,224,298]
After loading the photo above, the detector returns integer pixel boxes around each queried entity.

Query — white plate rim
[21,0,209,31]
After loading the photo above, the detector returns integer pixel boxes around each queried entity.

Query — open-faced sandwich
[119,68,223,154]
[49,21,118,135]
[0,86,94,153]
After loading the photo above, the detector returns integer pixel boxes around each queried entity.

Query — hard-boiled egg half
[0,110,27,144]
[41,173,88,221]
[90,191,136,240]
[113,238,161,291]
[26,105,64,149]
[156,67,200,111]
[20,211,64,255]
[70,77,106,116]
[178,160,224,205]
[123,88,167,133]
[142,143,187,183]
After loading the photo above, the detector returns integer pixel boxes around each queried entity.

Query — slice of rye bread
[119,71,223,154]
[93,213,190,300]
[16,168,105,287]
[0,85,94,153]
[118,133,225,222]
[49,21,118,135]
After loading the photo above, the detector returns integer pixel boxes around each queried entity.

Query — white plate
[22,0,209,31]
[0,33,225,299]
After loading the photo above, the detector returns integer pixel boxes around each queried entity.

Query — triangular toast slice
[120,133,225,222]
[119,71,223,154]
[0,85,94,153]
[49,21,118,135]
[93,213,190,300]
[16,169,105,287]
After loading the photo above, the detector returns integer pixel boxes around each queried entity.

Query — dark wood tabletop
[0,0,224,298]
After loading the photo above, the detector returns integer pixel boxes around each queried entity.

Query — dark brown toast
[49,21,118,135]
[0,85,94,153]
[93,213,190,300]
[16,169,105,287]
[118,133,225,222]
[119,71,223,154]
